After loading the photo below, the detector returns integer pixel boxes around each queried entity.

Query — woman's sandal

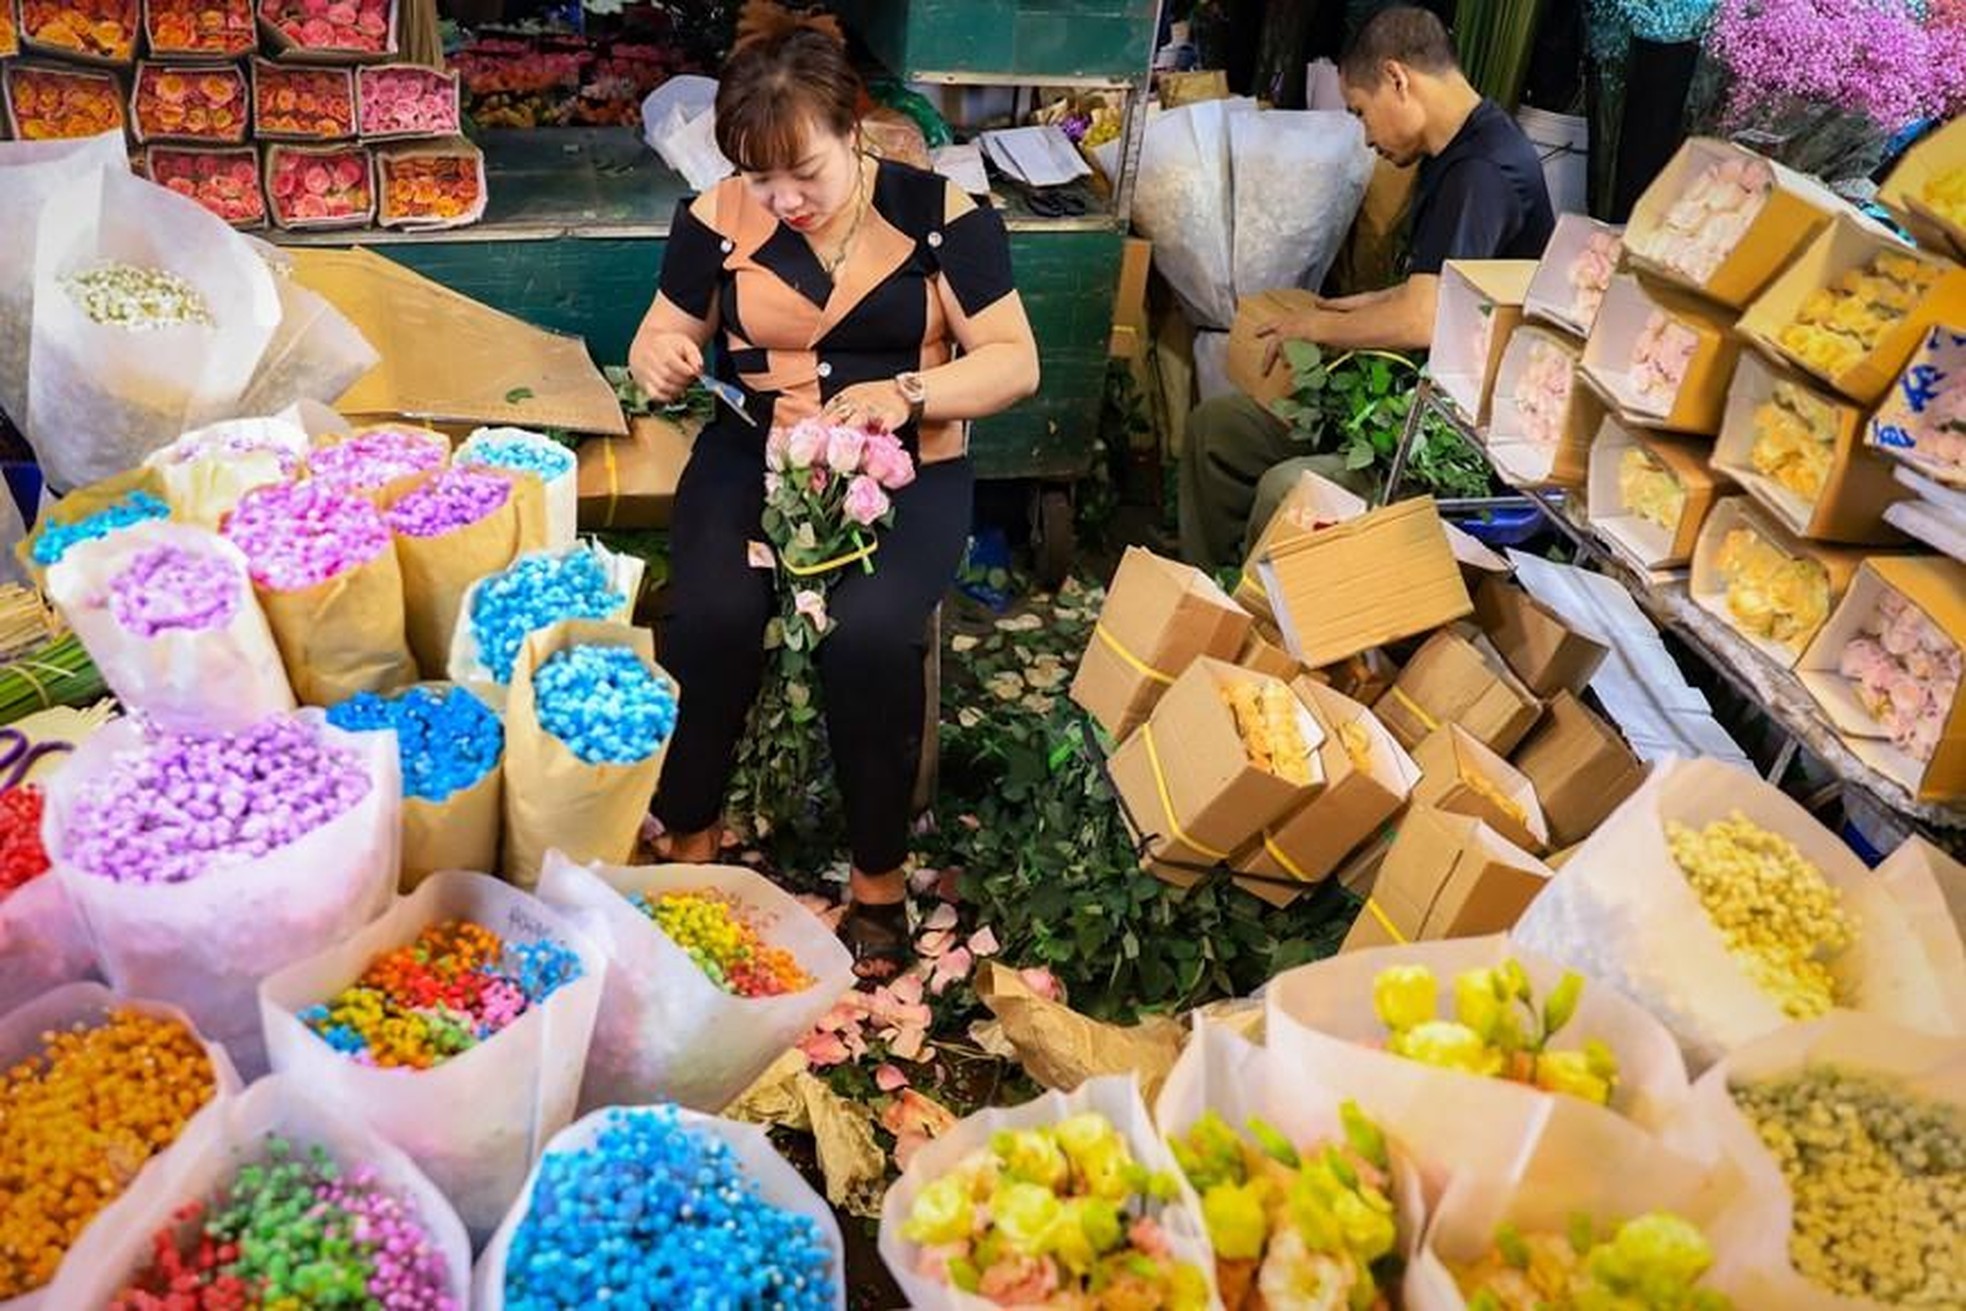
[838,899,913,984]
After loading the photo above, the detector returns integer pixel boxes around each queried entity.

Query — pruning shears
[0,727,71,792]
[699,374,758,428]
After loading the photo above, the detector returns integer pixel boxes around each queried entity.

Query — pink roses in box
[1839,588,1962,762]
[266,143,372,227]
[1566,230,1621,328]
[258,0,391,56]
[1512,338,1575,450]
[147,146,266,226]
[357,63,458,137]
[1629,311,1701,412]
[1635,157,1774,285]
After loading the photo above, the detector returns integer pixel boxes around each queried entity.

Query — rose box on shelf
[252,58,356,140]
[1797,554,1966,801]
[1580,274,1743,436]
[1737,212,1966,406]
[1868,324,1966,490]
[1880,113,1966,263]
[1586,418,1732,572]
[1524,213,1624,340]
[375,136,485,231]
[142,0,255,57]
[130,61,250,145]
[1689,495,1871,670]
[19,0,140,64]
[4,61,126,139]
[257,0,397,62]
[355,62,460,139]
[264,141,374,229]
[143,144,267,228]
[1711,347,1909,544]
[1429,259,1538,430]
[1485,324,1604,488]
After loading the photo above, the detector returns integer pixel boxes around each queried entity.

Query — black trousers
[651,426,973,873]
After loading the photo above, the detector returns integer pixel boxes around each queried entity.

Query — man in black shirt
[1178,5,1555,567]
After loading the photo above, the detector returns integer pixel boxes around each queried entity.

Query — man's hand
[1255,312,1328,376]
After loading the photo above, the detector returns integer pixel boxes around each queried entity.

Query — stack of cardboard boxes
[1071,472,1651,950]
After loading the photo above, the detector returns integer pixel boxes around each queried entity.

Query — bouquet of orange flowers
[142,0,253,56]
[266,143,373,229]
[20,0,138,61]
[132,63,249,144]
[145,146,267,227]
[376,141,484,230]
[4,63,125,139]
[251,59,354,139]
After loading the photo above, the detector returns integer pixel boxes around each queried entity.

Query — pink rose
[784,419,826,469]
[864,430,916,490]
[764,470,782,499]
[825,426,866,474]
[808,466,829,494]
[302,164,331,196]
[842,474,890,526]
[793,588,828,633]
[764,428,790,472]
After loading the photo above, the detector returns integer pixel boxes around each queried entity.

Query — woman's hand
[821,379,912,432]
[628,330,703,403]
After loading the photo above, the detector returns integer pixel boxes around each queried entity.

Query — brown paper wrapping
[402,765,501,892]
[16,466,170,589]
[394,470,545,677]
[501,618,669,889]
[256,543,419,707]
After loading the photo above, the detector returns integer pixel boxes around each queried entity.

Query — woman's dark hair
[715,27,861,174]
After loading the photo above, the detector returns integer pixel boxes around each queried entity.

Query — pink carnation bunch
[357,64,459,137]
[1839,588,1961,762]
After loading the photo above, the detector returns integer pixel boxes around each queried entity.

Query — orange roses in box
[376,139,484,230]
[4,63,126,139]
[1,1,19,58]
[143,0,254,57]
[146,145,266,227]
[266,142,373,228]
[252,58,354,139]
[20,0,138,61]
[133,62,248,144]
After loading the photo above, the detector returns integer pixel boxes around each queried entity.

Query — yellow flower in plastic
[1453,968,1510,1045]
[1389,1019,1505,1076]
[904,1173,977,1246]
[990,1180,1064,1256]
[1372,964,1438,1033]
[992,1126,1068,1190]
[1584,1212,1722,1304]
[1203,1180,1271,1260]
[1051,1196,1125,1273]
[1532,1048,1615,1106]
[1054,1113,1135,1201]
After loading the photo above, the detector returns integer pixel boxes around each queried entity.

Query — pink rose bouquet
[1838,588,1962,762]
[1511,338,1575,449]
[1628,310,1700,412]
[146,147,267,227]
[258,0,392,56]
[1632,156,1773,284]
[356,63,459,137]
[266,143,373,228]
[1566,229,1621,328]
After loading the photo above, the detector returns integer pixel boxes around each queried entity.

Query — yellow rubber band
[601,436,620,529]
[1262,830,1314,883]
[1235,570,1265,604]
[1387,685,1440,734]
[1094,622,1174,685]
[1363,896,1409,944]
[1142,722,1230,862]
[780,538,879,578]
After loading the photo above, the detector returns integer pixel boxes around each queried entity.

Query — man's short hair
[1340,6,1461,87]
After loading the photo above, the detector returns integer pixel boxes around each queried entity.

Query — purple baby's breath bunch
[1707,0,1966,134]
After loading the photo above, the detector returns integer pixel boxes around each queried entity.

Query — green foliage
[603,365,716,428]
[1272,342,1496,501]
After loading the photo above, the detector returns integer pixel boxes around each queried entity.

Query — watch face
[897,372,927,403]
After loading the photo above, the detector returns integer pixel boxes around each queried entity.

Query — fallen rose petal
[929,946,974,995]
[888,1024,927,1063]
[915,928,954,959]
[934,868,964,903]
[874,1063,909,1092]
[886,973,925,1008]
[797,1030,853,1068]
[922,902,958,933]
[966,925,1000,958]
[1019,966,1065,1002]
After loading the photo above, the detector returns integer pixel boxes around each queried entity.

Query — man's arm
[1258,275,1437,372]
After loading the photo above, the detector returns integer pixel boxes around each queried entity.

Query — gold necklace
[815,159,869,276]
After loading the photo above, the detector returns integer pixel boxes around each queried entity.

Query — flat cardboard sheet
[289,247,627,436]
[1510,690,1649,848]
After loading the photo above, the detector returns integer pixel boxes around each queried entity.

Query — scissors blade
[700,374,758,428]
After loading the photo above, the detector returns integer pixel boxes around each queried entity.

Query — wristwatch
[894,371,927,424]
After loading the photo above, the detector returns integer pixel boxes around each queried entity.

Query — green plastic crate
[836,0,1157,81]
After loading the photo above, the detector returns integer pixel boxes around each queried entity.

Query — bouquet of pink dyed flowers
[1839,589,1962,762]
[1628,310,1700,412]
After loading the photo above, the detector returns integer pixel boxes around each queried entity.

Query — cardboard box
[575,414,698,530]
[1233,679,1418,903]
[1070,547,1252,741]
[1868,324,1966,490]
[1713,348,1910,544]
[1253,496,1473,668]
[1226,288,1319,411]
[1109,658,1326,886]
[1238,629,1301,682]
[1317,648,1400,707]
[1108,236,1152,359]
[1410,722,1549,853]
[1430,259,1538,429]
[1486,324,1605,488]
[1373,627,1542,755]
[1472,574,1610,698]
[1340,805,1552,951]
[1689,496,1872,669]
[1587,418,1733,571]
[1524,213,1624,339]
[1797,555,1966,801]
[1581,274,1743,436]
[1880,114,1966,262]
[1623,137,1849,309]
[1737,212,1966,406]
[1510,691,1649,848]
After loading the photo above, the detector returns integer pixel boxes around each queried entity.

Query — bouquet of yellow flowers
[1777,250,1944,379]
[1713,528,1832,651]
[1223,681,1315,786]
[1619,448,1687,531]
[1451,1212,1731,1310]
[1747,381,1838,500]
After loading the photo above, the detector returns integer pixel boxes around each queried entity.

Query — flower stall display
[502,625,677,887]
[48,1076,472,1310]
[25,482,171,572]
[260,870,605,1237]
[19,0,139,62]
[456,427,578,550]
[388,465,538,676]
[448,545,640,712]
[537,853,853,1113]
[326,683,503,889]
[1693,506,1840,663]
[474,1104,845,1311]
[131,62,249,145]
[0,0,16,54]
[3,62,125,139]
[1627,154,1774,287]
[1746,376,1839,501]
[222,478,419,704]
[46,521,295,734]
[376,139,486,231]
[1156,1023,1423,1311]
[265,142,373,229]
[1628,311,1701,414]
[1526,216,1626,340]
[879,1076,1216,1309]
[356,62,459,138]
[312,422,448,499]
[1776,249,1945,383]
[1587,424,1726,572]
[450,34,586,129]
[1514,758,1959,1070]
[0,981,241,1303]
[1489,327,1602,487]
[1834,588,1961,766]
[1619,446,1687,532]
[251,58,355,139]
[1511,336,1574,451]
[1429,260,1536,429]
[1266,937,1691,1190]
[1568,230,1622,328]
[1870,325,1966,485]
[1580,275,1740,434]
[143,0,254,57]
[145,145,267,228]
[257,0,394,60]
